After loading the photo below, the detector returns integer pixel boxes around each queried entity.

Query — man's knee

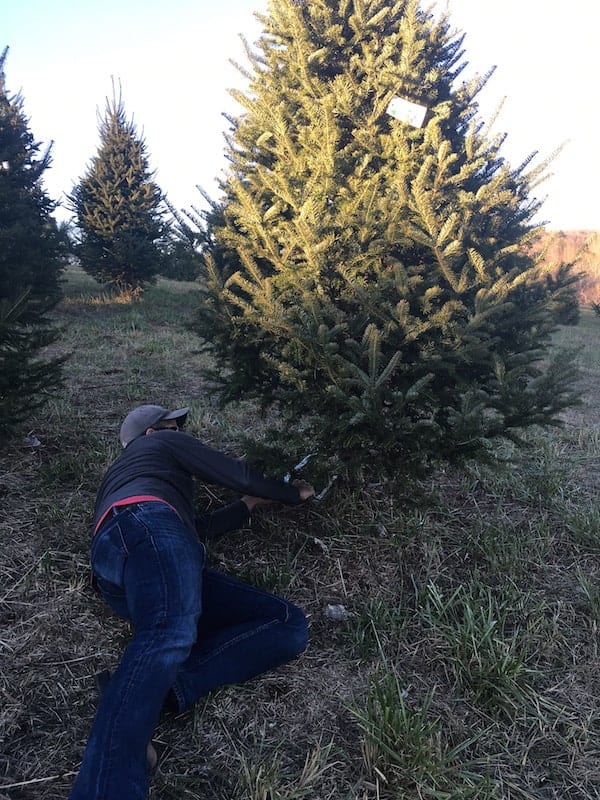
[149,612,199,664]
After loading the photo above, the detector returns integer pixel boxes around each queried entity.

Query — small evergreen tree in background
[159,199,203,281]
[192,0,581,479]
[0,47,65,435]
[69,86,165,291]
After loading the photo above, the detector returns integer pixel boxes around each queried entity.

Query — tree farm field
[1,267,599,800]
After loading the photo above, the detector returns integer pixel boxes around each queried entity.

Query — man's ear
[145,427,156,436]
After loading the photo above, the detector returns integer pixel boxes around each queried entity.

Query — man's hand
[241,480,315,511]
[292,479,316,502]
[241,495,276,511]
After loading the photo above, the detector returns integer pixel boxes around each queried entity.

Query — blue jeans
[68,502,308,800]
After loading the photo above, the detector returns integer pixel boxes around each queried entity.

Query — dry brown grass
[1,267,599,799]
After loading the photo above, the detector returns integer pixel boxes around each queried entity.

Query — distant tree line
[534,230,600,306]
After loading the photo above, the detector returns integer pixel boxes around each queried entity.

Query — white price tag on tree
[386,95,428,127]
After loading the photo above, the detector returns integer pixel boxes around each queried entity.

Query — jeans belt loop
[112,503,137,517]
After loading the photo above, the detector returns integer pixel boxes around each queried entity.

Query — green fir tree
[0,46,64,435]
[193,0,581,479]
[69,86,165,290]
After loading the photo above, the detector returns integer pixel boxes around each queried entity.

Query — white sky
[3,0,599,230]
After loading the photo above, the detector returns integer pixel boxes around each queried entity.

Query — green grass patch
[421,581,538,712]
[350,670,497,798]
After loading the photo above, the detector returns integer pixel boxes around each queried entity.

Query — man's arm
[167,432,309,504]
[196,481,315,540]
[195,500,250,539]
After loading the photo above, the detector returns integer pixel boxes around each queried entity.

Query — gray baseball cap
[119,404,189,448]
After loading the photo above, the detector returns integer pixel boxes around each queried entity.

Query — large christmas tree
[69,87,165,290]
[193,0,580,478]
[0,47,64,434]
